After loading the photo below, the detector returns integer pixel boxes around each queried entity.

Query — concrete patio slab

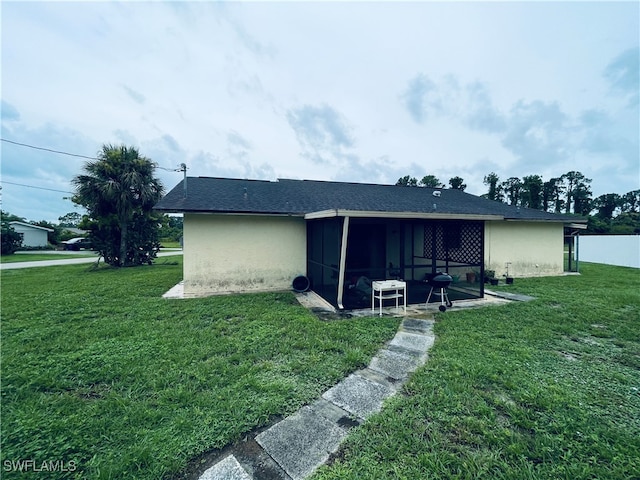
[389,331,435,353]
[401,317,434,334]
[255,406,347,480]
[322,372,396,420]
[368,348,424,380]
[484,289,535,302]
[308,398,356,425]
[293,290,336,313]
[199,455,252,480]
[162,280,184,299]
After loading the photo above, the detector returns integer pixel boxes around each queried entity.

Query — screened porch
[306,215,485,310]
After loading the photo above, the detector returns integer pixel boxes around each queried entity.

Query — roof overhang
[567,222,588,230]
[502,218,588,227]
[180,210,305,218]
[9,221,54,232]
[304,209,504,221]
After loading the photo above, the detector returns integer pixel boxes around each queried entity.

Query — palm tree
[72,144,164,267]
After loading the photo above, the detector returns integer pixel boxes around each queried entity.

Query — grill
[425,272,453,312]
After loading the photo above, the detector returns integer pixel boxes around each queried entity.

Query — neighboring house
[9,221,53,248]
[154,177,587,307]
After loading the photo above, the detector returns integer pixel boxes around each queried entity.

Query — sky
[1,1,638,223]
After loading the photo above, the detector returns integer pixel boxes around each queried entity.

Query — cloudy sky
[2,1,638,223]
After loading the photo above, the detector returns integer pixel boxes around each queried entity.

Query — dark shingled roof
[154,177,587,223]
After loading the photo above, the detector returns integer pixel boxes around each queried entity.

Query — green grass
[159,241,182,249]
[312,263,640,480]
[1,253,98,263]
[1,258,399,479]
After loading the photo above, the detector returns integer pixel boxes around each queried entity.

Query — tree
[448,176,467,191]
[501,177,522,206]
[620,190,640,213]
[483,172,502,202]
[419,175,443,188]
[72,144,164,267]
[561,171,591,214]
[1,210,25,223]
[611,212,640,234]
[0,211,23,254]
[543,177,565,213]
[592,193,621,220]
[158,215,183,243]
[396,175,418,187]
[521,175,543,210]
[572,183,592,216]
[58,212,82,228]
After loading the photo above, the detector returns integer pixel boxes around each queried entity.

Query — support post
[336,216,350,310]
[575,231,580,273]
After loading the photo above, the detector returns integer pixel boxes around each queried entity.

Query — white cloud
[1,1,638,221]
[604,47,640,108]
[287,104,355,164]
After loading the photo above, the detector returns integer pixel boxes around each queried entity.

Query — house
[154,177,587,307]
[9,221,54,248]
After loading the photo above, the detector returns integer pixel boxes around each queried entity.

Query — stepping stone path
[197,316,435,480]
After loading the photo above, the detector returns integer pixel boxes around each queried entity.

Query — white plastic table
[371,280,407,316]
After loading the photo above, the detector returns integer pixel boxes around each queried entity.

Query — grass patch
[313,263,640,480]
[1,259,399,479]
[159,241,182,249]
[1,253,99,263]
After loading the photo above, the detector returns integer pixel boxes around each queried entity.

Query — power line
[155,164,184,172]
[0,180,74,194]
[1,138,98,160]
[1,138,186,172]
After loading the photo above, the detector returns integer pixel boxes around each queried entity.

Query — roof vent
[432,190,441,197]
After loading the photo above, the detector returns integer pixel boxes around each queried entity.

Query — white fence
[578,235,640,268]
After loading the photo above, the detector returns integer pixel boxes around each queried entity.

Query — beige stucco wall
[485,221,564,277]
[183,214,307,297]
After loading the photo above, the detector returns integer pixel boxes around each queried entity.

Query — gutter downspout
[336,216,350,310]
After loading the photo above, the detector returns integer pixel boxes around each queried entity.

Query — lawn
[0,257,399,479]
[1,253,98,263]
[312,262,640,480]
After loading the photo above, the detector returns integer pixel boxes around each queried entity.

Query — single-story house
[9,221,53,248]
[154,177,587,308]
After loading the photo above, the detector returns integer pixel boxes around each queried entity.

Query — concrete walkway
[196,315,435,480]
[0,250,182,270]
[165,287,530,480]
